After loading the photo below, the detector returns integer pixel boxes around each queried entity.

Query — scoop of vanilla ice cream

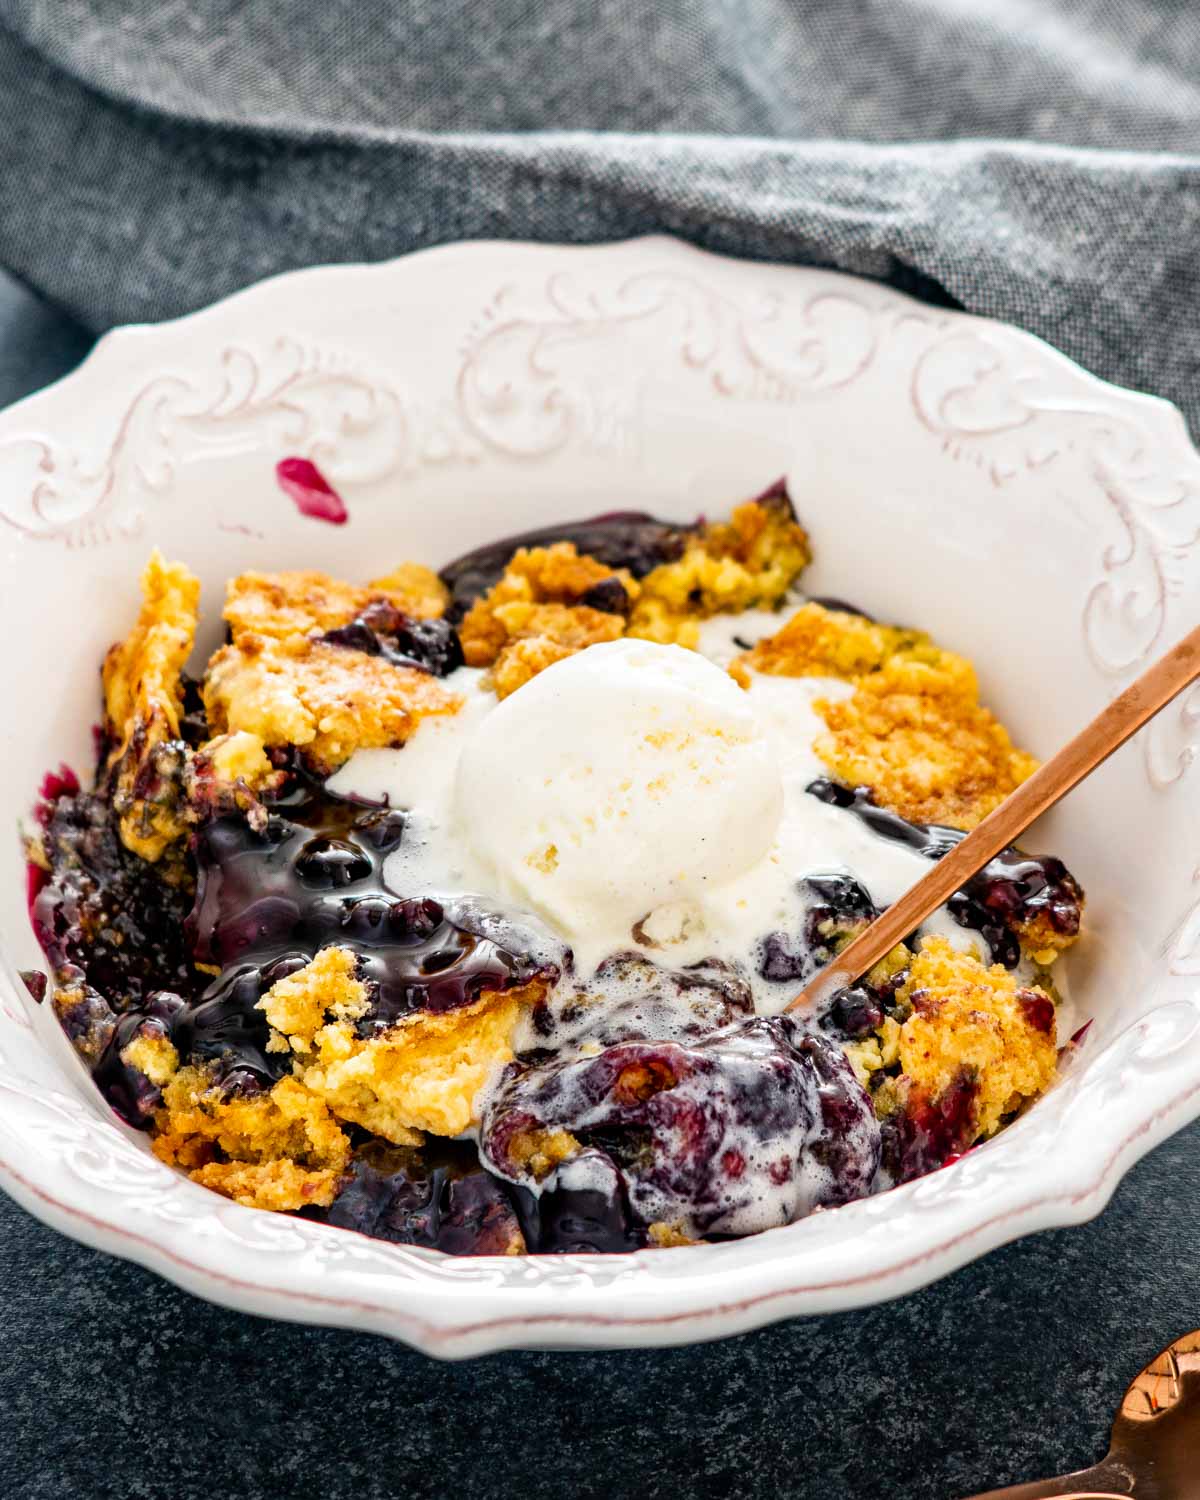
[454,639,784,945]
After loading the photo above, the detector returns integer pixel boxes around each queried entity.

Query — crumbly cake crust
[258,944,371,1050]
[224,563,449,641]
[734,602,1038,830]
[461,498,812,696]
[291,987,535,1142]
[203,634,460,773]
[101,549,200,866]
[208,564,463,772]
[627,497,812,647]
[731,600,936,681]
[458,541,634,697]
[893,936,1057,1141]
[151,1069,351,1210]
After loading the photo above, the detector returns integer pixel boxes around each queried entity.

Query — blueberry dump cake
[23,483,1085,1255]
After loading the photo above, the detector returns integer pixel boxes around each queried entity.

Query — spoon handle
[787,623,1200,1013]
[963,1456,1138,1499]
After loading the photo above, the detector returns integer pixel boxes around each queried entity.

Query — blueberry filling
[758,873,879,987]
[32,787,196,1010]
[181,778,558,1084]
[319,599,465,676]
[805,779,1083,967]
[510,1150,644,1254]
[880,1068,979,1185]
[482,1019,880,1238]
[821,988,887,1040]
[438,510,695,620]
[313,1140,526,1256]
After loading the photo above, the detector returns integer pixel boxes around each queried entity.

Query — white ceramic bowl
[1,238,1198,1358]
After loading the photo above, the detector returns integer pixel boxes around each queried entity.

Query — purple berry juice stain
[276,456,348,525]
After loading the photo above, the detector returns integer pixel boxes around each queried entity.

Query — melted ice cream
[328,616,978,1017]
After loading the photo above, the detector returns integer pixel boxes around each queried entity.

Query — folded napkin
[1,1,1199,432]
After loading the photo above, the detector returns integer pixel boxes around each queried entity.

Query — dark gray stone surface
[1,267,1196,1500]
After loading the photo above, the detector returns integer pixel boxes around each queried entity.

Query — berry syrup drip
[179,777,558,1086]
[319,600,465,677]
[438,510,695,620]
[805,778,1084,968]
[275,456,348,525]
[483,1018,880,1239]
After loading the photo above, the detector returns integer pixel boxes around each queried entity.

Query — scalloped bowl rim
[0,235,1196,1357]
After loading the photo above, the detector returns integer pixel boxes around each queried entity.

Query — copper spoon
[965,1330,1200,1499]
[786,624,1200,1014]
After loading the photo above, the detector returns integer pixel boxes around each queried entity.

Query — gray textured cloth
[1,2,1199,434]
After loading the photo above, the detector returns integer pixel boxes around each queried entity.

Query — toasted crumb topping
[195,729,275,788]
[152,1069,352,1210]
[362,563,451,621]
[458,542,633,698]
[504,1125,581,1180]
[203,634,460,773]
[489,606,625,698]
[189,1157,343,1211]
[460,541,633,659]
[734,602,1037,829]
[461,496,810,696]
[204,562,460,772]
[101,550,200,865]
[732,601,935,681]
[298,984,544,1141]
[815,653,1037,830]
[647,1221,700,1248]
[98,556,301,866]
[628,498,811,648]
[223,564,448,641]
[120,1032,180,1086]
[254,952,549,1141]
[896,936,1057,1141]
[257,945,370,1053]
